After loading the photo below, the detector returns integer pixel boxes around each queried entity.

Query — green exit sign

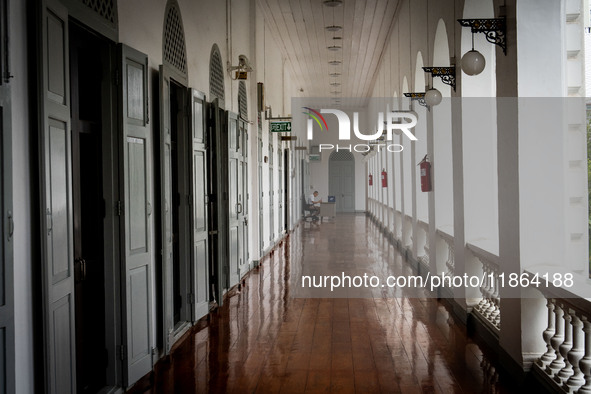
[270,121,291,132]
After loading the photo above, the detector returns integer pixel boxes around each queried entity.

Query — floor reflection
[128,214,516,393]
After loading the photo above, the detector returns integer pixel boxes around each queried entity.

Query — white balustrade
[417,221,429,266]
[472,253,501,332]
[403,214,412,249]
[395,211,402,240]
[481,358,499,392]
[535,296,591,393]
[437,230,455,279]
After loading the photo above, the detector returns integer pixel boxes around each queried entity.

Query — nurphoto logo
[304,107,419,153]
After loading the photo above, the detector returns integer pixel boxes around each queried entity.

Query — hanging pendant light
[461,50,486,76]
[461,32,486,76]
[424,88,442,106]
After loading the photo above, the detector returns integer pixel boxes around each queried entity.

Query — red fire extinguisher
[418,155,432,192]
[381,169,388,188]
[369,174,373,186]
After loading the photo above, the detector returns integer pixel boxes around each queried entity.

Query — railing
[437,230,455,277]
[388,206,395,236]
[379,200,387,226]
[417,220,429,266]
[368,198,376,218]
[403,214,413,249]
[481,358,500,390]
[468,244,501,332]
[395,210,403,239]
[534,295,591,393]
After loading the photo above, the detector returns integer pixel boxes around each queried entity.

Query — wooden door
[206,99,228,305]
[258,137,263,255]
[189,89,209,320]
[228,112,240,287]
[238,119,249,278]
[118,44,153,386]
[269,144,274,242]
[158,65,175,350]
[329,152,356,213]
[40,2,76,391]
[0,0,13,391]
[278,149,283,233]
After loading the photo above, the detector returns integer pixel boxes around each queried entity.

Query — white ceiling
[258,0,401,100]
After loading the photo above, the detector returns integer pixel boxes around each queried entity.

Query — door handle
[75,258,86,282]
[46,209,52,235]
[7,210,13,240]
[237,202,243,214]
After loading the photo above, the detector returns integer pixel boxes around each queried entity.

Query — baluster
[484,265,497,320]
[490,268,501,328]
[422,228,429,264]
[481,358,490,388]
[489,268,499,321]
[446,240,455,277]
[476,258,488,313]
[481,260,492,314]
[566,312,584,390]
[547,303,566,374]
[537,298,556,367]
[491,368,499,394]
[556,309,574,383]
[577,316,591,393]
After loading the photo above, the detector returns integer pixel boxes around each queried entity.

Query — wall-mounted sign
[271,121,291,132]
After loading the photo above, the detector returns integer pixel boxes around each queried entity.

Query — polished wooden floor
[129,214,520,393]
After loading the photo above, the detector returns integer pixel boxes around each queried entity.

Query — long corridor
[129,215,520,393]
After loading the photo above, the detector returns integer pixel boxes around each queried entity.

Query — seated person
[308,191,322,217]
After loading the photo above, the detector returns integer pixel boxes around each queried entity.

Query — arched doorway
[329,151,355,213]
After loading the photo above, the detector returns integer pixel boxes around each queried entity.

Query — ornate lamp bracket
[422,66,456,91]
[404,92,428,109]
[457,17,507,55]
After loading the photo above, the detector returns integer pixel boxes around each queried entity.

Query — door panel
[0,328,5,393]
[278,150,282,233]
[158,65,175,350]
[51,295,73,394]
[258,163,263,254]
[206,100,228,305]
[229,226,238,284]
[343,171,354,211]
[228,112,240,287]
[229,156,239,287]
[234,115,248,278]
[41,2,76,392]
[119,44,153,386]
[128,139,148,251]
[0,45,13,391]
[329,160,355,213]
[269,147,274,243]
[239,125,249,277]
[190,89,209,320]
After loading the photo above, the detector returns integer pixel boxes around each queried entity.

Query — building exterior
[0,0,589,392]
